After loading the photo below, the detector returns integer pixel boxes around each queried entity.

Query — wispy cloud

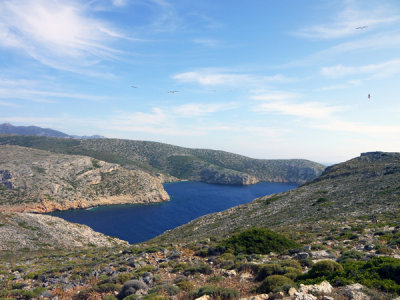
[309,119,400,136]
[251,92,344,119]
[174,102,237,117]
[0,0,124,73]
[192,39,223,48]
[296,2,400,39]
[173,70,291,87]
[0,101,20,108]
[321,58,400,79]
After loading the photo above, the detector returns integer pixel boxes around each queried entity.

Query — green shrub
[191,285,238,300]
[256,264,284,281]
[149,284,180,296]
[283,267,302,280]
[280,259,302,270]
[94,283,122,293]
[218,227,298,255]
[337,250,364,264]
[306,260,344,278]
[102,296,118,300]
[257,275,294,293]
[176,280,194,291]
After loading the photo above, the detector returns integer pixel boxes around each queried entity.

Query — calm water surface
[50,181,297,243]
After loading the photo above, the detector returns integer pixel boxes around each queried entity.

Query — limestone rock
[299,281,333,295]
[0,145,169,212]
[342,284,370,300]
[292,292,317,300]
[239,294,269,300]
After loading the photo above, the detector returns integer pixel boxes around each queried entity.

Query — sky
[1,0,400,164]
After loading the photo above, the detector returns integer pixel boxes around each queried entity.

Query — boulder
[342,284,370,300]
[117,280,148,299]
[299,280,333,295]
[239,294,269,300]
[292,292,317,300]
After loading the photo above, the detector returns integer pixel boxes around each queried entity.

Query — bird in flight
[368,93,371,100]
[356,26,368,30]
[131,85,137,88]
[168,90,179,94]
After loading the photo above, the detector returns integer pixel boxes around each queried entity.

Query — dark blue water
[50,181,297,243]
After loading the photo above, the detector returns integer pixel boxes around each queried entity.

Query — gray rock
[296,252,309,259]
[118,279,148,299]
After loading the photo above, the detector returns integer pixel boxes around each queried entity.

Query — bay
[50,181,297,244]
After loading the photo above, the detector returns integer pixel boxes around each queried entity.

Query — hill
[0,135,325,185]
[0,212,127,251]
[0,151,400,299]
[153,151,400,243]
[0,123,104,139]
[0,145,169,212]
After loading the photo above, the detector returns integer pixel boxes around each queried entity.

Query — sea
[49,181,297,244]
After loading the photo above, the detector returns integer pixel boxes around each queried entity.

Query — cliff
[0,145,169,212]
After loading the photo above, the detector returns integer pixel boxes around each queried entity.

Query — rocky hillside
[153,151,400,243]
[0,145,169,212]
[0,212,127,251]
[0,135,325,185]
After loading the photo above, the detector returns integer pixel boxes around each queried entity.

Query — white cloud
[296,3,400,39]
[251,92,344,119]
[321,59,400,79]
[0,0,124,72]
[309,119,400,136]
[174,103,237,117]
[112,0,127,7]
[0,101,20,108]
[192,39,223,48]
[252,92,301,101]
[173,70,291,87]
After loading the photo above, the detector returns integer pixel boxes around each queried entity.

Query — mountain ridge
[0,134,325,185]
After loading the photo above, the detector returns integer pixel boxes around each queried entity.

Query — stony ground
[0,212,399,299]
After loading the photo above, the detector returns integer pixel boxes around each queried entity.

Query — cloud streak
[296,2,400,39]
[0,0,124,73]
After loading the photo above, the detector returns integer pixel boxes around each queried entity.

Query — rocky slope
[0,135,325,185]
[153,151,400,243]
[0,145,169,212]
[0,212,127,251]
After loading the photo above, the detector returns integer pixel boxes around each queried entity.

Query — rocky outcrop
[0,212,127,250]
[200,167,259,185]
[0,145,169,212]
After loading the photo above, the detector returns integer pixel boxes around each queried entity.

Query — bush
[192,285,238,300]
[256,264,284,281]
[218,227,298,255]
[257,275,294,293]
[306,260,344,278]
[280,259,302,270]
[283,267,302,280]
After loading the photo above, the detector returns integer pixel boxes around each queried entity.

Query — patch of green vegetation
[297,257,400,295]
[257,275,295,293]
[186,285,238,300]
[32,166,46,174]
[218,227,299,255]
[17,222,39,231]
[91,158,101,168]
[263,195,282,205]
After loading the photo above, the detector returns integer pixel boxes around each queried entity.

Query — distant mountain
[0,135,325,185]
[0,123,104,139]
[0,123,70,138]
[153,151,400,243]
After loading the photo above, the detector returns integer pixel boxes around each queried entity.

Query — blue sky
[1,0,400,163]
